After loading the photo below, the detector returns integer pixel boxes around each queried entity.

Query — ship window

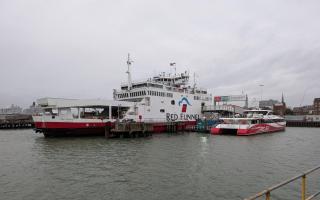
[171,100,175,105]
[160,109,165,113]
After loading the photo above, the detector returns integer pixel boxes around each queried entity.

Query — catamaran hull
[211,122,286,136]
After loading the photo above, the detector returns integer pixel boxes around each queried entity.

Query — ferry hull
[34,120,197,137]
[34,121,114,137]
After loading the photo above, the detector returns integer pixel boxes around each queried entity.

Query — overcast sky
[1,0,319,108]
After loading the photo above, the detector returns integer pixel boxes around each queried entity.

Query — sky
[0,0,319,108]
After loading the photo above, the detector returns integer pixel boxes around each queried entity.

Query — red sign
[181,104,187,113]
[214,96,221,102]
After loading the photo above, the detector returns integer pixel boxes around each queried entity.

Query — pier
[106,121,188,138]
[0,114,34,129]
[286,121,320,127]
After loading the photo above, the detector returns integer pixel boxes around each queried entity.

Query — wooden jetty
[286,121,320,127]
[0,114,34,129]
[105,121,187,138]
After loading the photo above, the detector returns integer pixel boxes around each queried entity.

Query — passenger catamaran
[211,110,286,136]
[33,55,213,136]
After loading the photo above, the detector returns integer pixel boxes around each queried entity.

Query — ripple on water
[0,128,320,200]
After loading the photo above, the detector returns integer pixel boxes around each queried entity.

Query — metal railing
[244,165,320,200]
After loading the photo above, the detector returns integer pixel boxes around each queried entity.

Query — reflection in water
[1,128,320,200]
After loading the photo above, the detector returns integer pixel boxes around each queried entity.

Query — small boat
[211,110,286,136]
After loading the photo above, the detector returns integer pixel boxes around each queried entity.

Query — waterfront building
[273,94,286,116]
[259,99,279,109]
[292,105,314,115]
[273,103,286,116]
[314,98,320,115]
[0,104,23,114]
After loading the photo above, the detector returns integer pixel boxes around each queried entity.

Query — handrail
[244,165,320,200]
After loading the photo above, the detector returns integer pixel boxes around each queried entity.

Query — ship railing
[244,165,320,200]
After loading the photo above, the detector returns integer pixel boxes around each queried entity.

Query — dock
[0,114,34,129]
[105,121,188,138]
[286,121,320,127]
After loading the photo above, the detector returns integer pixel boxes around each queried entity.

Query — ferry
[211,110,286,136]
[33,55,213,136]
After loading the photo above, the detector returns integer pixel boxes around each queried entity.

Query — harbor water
[1,128,320,200]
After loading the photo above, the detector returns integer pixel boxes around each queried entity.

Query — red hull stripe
[35,121,197,131]
[34,122,111,129]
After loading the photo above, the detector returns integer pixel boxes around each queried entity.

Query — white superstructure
[113,57,212,122]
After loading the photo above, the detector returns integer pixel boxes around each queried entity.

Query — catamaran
[211,110,286,136]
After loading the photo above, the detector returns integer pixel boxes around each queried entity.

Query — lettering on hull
[166,113,200,121]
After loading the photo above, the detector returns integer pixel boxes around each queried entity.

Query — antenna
[170,62,176,76]
[126,53,133,90]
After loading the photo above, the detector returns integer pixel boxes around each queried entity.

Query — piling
[0,114,34,129]
[286,121,320,127]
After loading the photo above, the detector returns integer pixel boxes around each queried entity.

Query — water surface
[1,128,320,200]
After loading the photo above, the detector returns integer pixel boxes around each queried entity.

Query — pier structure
[285,115,320,127]
[106,121,188,138]
[0,114,34,129]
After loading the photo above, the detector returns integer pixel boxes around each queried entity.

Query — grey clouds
[0,0,319,108]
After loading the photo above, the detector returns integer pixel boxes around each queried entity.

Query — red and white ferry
[211,110,286,136]
[33,55,213,136]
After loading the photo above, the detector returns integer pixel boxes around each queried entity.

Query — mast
[126,53,133,90]
[170,62,176,85]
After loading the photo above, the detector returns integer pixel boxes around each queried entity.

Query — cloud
[0,0,319,108]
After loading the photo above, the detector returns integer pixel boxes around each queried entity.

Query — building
[272,93,286,116]
[292,105,313,115]
[259,99,279,109]
[0,104,23,114]
[314,98,320,115]
[273,103,286,116]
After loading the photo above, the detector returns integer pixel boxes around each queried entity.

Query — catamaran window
[160,109,165,113]
[171,100,175,105]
